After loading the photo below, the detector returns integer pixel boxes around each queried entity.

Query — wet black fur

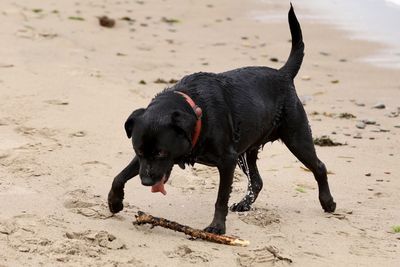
[108,5,336,234]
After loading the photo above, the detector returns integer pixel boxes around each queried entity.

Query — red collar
[175,91,202,148]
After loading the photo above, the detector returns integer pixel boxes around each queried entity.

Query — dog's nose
[141,176,155,186]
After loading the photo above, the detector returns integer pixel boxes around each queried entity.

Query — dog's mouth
[151,173,170,195]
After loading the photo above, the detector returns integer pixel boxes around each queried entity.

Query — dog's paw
[230,201,252,212]
[204,224,226,235]
[320,196,336,213]
[108,190,124,214]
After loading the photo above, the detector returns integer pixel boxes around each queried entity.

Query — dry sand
[1,0,399,266]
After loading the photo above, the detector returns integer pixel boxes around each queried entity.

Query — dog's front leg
[108,156,140,213]
[204,154,237,235]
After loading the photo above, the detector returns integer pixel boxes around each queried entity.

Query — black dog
[108,5,336,234]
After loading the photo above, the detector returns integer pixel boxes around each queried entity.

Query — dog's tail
[279,4,304,79]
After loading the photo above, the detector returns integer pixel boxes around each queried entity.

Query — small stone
[65,232,75,239]
[394,125,400,128]
[270,57,279,62]
[18,246,30,252]
[379,128,390,132]
[301,76,311,81]
[361,118,376,125]
[70,131,86,137]
[353,133,362,139]
[45,99,69,105]
[99,16,115,28]
[386,110,399,118]
[355,101,365,107]
[356,122,366,129]
[372,103,385,109]
[365,173,371,176]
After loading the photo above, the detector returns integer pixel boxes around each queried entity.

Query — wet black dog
[108,5,336,234]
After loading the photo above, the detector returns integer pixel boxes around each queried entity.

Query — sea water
[257,0,400,69]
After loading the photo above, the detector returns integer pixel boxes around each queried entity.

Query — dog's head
[124,99,197,194]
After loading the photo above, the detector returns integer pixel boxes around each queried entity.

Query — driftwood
[134,211,249,247]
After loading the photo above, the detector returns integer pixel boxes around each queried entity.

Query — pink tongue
[151,175,167,195]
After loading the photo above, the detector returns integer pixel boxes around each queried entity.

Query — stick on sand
[134,211,250,247]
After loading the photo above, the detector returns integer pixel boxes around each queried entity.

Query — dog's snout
[141,176,155,186]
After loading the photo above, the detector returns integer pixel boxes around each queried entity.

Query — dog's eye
[155,150,167,159]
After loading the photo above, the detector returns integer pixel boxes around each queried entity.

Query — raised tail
[279,4,304,79]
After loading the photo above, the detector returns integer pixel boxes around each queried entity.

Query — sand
[0,0,399,266]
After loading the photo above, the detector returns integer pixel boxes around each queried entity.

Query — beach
[0,0,399,266]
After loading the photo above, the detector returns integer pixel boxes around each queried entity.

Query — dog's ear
[171,110,195,141]
[124,108,145,138]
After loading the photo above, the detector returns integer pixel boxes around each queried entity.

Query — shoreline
[292,0,400,69]
[256,0,400,69]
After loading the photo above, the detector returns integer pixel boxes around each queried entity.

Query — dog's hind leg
[230,149,263,212]
[280,104,336,212]
[108,156,140,213]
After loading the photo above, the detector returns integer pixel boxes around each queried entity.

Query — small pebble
[355,101,365,107]
[353,133,362,139]
[301,76,311,81]
[361,118,376,125]
[361,119,376,125]
[70,131,86,137]
[385,110,399,118]
[18,246,30,252]
[365,173,371,176]
[372,103,385,109]
[356,122,366,129]
[379,128,390,132]
[98,16,116,28]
